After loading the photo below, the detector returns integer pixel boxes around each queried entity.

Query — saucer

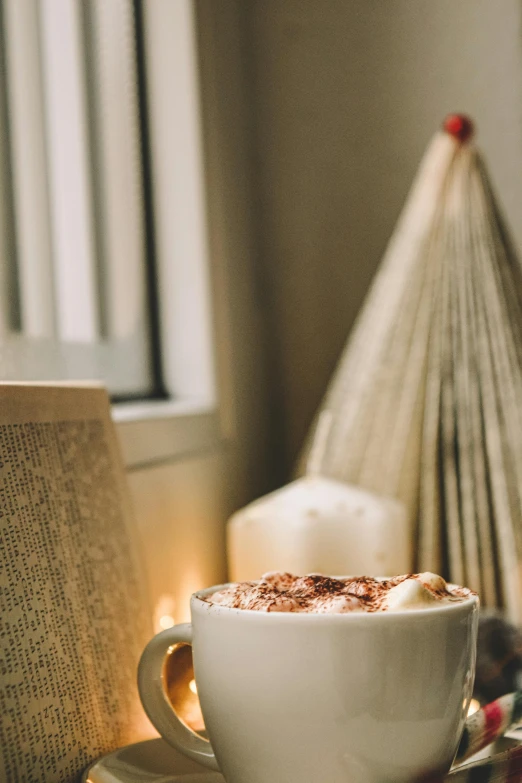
[82,738,224,783]
[83,732,522,782]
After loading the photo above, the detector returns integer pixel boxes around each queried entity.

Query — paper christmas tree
[300,115,522,622]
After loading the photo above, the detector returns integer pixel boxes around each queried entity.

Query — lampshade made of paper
[299,116,522,622]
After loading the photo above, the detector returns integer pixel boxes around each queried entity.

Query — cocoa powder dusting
[204,572,475,613]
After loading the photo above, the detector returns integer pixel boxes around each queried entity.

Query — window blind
[0,0,155,397]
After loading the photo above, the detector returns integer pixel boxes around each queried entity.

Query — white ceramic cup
[138,584,479,783]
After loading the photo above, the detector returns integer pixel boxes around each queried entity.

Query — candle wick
[306,410,333,477]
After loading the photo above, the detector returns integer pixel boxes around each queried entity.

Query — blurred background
[2,0,522,632]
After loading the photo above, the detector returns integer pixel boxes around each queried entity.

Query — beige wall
[244,0,522,471]
[124,0,522,620]
[128,455,229,625]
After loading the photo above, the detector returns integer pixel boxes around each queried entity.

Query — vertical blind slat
[143,0,215,400]
[89,0,148,343]
[39,0,99,343]
[4,0,55,339]
[0,1,21,334]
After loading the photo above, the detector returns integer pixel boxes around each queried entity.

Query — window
[0,0,216,420]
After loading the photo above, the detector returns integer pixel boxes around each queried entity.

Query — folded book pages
[299,116,522,622]
[0,384,154,783]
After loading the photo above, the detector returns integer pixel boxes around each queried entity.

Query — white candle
[227,476,409,582]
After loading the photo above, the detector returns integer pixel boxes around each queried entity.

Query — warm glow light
[468,698,480,716]
[159,614,175,630]
[189,679,198,694]
[154,594,177,633]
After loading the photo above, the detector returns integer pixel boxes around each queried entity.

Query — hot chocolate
[139,572,479,783]
[206,571,473,613]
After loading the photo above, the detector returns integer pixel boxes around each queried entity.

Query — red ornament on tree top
[443,113,474,142]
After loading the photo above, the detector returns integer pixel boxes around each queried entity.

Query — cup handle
[137,624,219,771]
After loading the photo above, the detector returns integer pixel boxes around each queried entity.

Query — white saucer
[83,731,522,782]
[82,738,224,783]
